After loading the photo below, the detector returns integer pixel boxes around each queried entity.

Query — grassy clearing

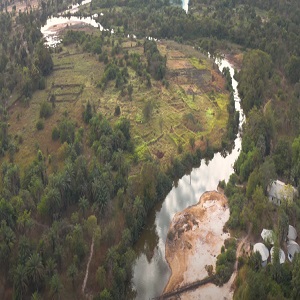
[8,31,229,171]
[189,57,209,70]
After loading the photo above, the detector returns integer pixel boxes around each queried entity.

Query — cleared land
[8,29,229,173]
[164,191,232,299]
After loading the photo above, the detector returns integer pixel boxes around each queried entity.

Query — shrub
[40,101,53,118]
[142,100,153,121]
[83,101,93,124]
[52,126,60,141]
[59,118,75,144]
[36,119,44,130]
[218,180,226,190]
[189,136,195,149]
[114,105,121,116]
[177,143,183,154]
[38,77,46,90]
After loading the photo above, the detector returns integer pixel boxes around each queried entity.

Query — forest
[0,0,299,299]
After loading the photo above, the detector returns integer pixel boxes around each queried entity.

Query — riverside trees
[0,0,299,299]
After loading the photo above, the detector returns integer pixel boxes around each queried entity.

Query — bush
[83,101,93,124]
[114,105,121,116]
[177,143,183,154]
[38,77,46,90]
[59,118,75,144]
[189,136,195,149]
[36,119,44,130]
[142,100,153,121]
[215,238,237,285]
[40,101,53,118]
[52,126,60,141]
[218,180,226,190]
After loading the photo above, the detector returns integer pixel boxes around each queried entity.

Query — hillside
[0,11,234,299]
[8,35,230,171]
[0,0,299,299]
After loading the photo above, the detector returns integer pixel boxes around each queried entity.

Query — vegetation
[0,1,235,299]
[0,0,299,298]
[215,238,237,286]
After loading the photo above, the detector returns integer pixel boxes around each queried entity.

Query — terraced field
[8,33,229,172]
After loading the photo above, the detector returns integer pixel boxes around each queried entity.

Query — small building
[261,229,275,245]
[287,241,300,262]
[288,225,297,241]
[270,247,286,264]
[267,180,297,206]
[253,243,269,267]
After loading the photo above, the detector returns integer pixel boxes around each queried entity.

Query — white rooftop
[268,180,296,201]
[261,229,275,245]
[270,247,286,264]
[288,225,297,241]
[287,241,300,262]
[254,243,269,262]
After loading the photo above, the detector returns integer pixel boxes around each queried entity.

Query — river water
[41,0,111,47]
[131,58,244,299]
[40,1,244,299]
[182,0,189,13]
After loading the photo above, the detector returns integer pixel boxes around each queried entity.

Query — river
[40,1,244,299]
[182,0,189,13]
[41,0,189,46]
[41,0,110,47]
[131,57,244,299]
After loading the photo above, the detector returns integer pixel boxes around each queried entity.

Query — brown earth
[164,191,230,293]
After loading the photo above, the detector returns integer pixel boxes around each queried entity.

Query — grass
[135,142,150,160]
[7,32,230,171]
[189,57,209,70]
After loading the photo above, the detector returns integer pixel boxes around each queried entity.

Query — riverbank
[164,191,231,296]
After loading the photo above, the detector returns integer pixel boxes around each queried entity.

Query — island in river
[164,191,234,299]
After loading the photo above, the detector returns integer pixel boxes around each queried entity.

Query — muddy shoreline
[164,191,231,297]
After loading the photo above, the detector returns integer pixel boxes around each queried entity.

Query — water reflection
[132,58,244,299]
[41,0,111,47]
[182,0,189,13]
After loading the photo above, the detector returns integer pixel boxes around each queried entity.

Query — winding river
[131,57,244,299]
[41,1,244,299]
[41,0,110,47]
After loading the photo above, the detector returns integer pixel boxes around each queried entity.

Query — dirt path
[186,223,252,300]
[82,237,95,296]
[228,223,252,291]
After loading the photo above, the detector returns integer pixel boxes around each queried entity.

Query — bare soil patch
[164,191,230,293]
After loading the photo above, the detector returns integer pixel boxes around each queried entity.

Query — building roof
[287,241,300,262]
[288,225,297,241]
[268,180,296,201]
[261,229,275,245]
[270,247,285,264]
[254,243,269,262]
